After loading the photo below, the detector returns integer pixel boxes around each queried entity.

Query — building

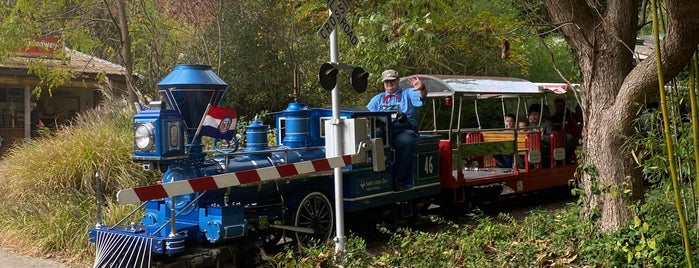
[0,36,130,155]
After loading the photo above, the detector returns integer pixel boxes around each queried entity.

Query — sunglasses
[383,79,398,84]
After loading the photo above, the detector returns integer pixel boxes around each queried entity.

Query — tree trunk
[542,0,699,232]
[115,0,138,105]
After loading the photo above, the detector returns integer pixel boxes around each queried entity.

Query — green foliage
[2,0,561,117]
[124,1,198,99]
[265,204,591,267]
[266,189,699,267]
[580,184,698,267]
[262,235,373,268]
[521,35,580,82]
[0,0,197,101]
[213,1,331,116]
[0,0,105,94]
[26,60,74,96]
[349,0,529,82]
[624,83,696,185]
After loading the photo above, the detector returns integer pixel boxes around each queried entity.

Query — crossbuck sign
[317,0,358,46]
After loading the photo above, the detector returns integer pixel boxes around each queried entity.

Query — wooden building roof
[0,46,129,89]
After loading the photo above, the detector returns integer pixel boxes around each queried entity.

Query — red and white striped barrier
[117,154,358,204]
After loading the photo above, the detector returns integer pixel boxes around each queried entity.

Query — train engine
[88,64,442,268]
[90,65,336,267]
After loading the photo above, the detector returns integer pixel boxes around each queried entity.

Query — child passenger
[518,120,529,131]
[504,113,516,129]
[494,114,525,169]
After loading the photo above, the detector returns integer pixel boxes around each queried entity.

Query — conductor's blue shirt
[366,88,425,127]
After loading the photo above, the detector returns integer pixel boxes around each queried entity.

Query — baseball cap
[381,69,399,82]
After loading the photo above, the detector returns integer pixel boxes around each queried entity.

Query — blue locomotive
[88,64,442,267]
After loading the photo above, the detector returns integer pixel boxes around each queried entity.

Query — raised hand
[408,76,424,90]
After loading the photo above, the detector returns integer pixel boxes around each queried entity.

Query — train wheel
[294,192,333,248]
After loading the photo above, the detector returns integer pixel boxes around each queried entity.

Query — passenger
[528,104,553,165]
[551,98,576,164]
[518,119,530,131]
[367,69,426,191]
[503,113,516,129]
[572,104,584,138]
[493,113,524,169]
[528,104,552,138]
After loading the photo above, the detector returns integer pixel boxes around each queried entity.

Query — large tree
[540,0,699,232]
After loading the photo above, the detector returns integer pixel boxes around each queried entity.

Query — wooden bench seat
[481,131,527,151]
[462,131,543,170]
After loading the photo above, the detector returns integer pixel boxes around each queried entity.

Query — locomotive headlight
[134,122,155,151]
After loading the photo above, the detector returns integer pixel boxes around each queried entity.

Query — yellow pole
[689,54,699,228]
[651,0,694,265]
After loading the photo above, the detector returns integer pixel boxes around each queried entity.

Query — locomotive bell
[157,64,228,138]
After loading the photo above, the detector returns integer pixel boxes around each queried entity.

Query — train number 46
[423,155,434,174]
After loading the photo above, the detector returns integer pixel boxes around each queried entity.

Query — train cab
[273,107,442,213]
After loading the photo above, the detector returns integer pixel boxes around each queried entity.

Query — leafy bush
[265,204,588,267]
[262,235,373,268]
[581,184,698,267]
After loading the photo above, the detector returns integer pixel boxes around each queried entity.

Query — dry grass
[0,98,156,267]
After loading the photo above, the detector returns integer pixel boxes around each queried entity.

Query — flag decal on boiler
[200,105,237,140]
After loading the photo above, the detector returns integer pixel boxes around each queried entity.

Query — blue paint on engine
[198,204,249,243]
[281,102,313,148]
[244,119,269,153]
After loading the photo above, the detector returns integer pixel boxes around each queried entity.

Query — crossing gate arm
[117,153,365,204]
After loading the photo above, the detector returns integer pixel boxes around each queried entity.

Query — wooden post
[23,85,30,139]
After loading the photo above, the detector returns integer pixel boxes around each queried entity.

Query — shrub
[0,99,157,266]
[265,204,588,267]
[581,183,699,267]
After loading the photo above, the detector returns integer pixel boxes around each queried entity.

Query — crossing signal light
[350,67,369,93]
[318,63,339,91]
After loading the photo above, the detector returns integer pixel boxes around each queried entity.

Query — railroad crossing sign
[317,0,358,46]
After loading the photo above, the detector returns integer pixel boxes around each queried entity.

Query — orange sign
[14,35,62,57]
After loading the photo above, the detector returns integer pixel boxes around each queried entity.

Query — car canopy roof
[399,75,571,99]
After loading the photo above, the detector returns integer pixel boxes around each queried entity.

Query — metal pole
[95,172,103,228]
[328,9,346,253]
[169,197,177,237]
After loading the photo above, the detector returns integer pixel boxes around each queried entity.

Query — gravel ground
[0,249,68,268]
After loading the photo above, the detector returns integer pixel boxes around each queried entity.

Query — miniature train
[88,65,578,267]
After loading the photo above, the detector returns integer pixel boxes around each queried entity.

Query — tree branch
[624,0,699,102]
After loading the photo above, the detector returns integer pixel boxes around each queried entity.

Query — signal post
[317,0,366,253]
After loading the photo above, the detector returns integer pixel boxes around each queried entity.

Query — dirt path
[0,249,68,268]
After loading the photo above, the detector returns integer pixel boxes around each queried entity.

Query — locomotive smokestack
[157,64,228,138]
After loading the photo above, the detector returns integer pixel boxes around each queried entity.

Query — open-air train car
[401,75,579,206]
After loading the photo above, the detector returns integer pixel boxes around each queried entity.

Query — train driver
[366,69,427,191]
